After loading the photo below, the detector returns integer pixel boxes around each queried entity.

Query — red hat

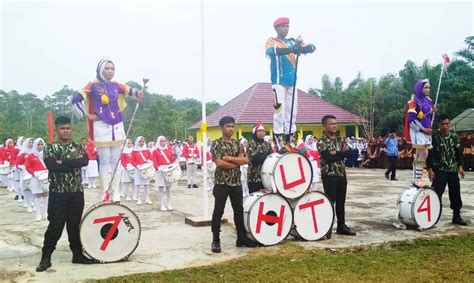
[253,122,265,134]
[273,17,289,27]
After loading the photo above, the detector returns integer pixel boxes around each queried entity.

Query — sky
[0,0,472,105]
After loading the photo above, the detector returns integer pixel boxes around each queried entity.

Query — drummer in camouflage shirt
[210,116,257,253]
[36,116,94,273]
[317,115,356,238]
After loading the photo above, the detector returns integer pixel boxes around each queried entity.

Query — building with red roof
[190,82,362,142]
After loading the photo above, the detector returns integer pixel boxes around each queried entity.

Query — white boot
[111,170,122,202]
[166,186,173,211]
[43,195,49,220]
[144,185,152,204]
[99,171,111,201]
[158,188,167,211]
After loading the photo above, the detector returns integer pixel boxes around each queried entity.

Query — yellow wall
[194,123,355,143]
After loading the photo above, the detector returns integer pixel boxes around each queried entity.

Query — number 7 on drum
[93,215,123,251]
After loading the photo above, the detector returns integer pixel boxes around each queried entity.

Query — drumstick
[103,78,149,202]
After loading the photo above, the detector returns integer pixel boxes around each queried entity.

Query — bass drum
[397,186,441,229]
[261,152,313,199]
[290,192,334,241]
[243,192,292,246]
[80,202,141,263]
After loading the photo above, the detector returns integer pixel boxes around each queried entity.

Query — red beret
[273,17,289,27]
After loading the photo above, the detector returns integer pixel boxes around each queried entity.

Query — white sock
[166,186,172,207]
[43,195,49,217]
[34,195,41,216]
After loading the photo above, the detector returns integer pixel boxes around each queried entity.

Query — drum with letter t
[243,192,293,246]
[261,152,313,199]
[397,186,441,229]
[290,192,334,241]
[80,202,141,263]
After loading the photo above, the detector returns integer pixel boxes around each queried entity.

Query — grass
[95,233,474,282]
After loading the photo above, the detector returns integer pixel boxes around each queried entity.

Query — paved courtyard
[0,168,472,282]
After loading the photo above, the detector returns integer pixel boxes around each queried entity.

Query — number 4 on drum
[417,195,431,222]
[93,215,122,251]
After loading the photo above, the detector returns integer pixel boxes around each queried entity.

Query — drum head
[80,202,141,263]
[412,188,441,229]
[273,153,313,199]
[246,194,292,246]
[292,192,334,241]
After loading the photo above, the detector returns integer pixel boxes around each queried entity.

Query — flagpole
[431,61,445,125]
[200,0,209,218]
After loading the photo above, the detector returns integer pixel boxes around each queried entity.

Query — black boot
[336,224,356,236]
[72,252,95,264]
[236,233,257,248]
[211,231,221,253]
[36,253,52,272]
[452,211,468,226]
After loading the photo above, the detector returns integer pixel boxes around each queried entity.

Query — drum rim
[291,191,335,241]
[80,202,142,263]
[272,152,313,199]
[245,193,293,246]
[409,187,442,229]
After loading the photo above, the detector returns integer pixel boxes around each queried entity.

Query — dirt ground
[0,168,472,282]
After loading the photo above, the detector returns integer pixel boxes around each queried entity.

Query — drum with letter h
[80,202,141,263]
[0,163,11,175]
[161,163,182,184]
[290,192,334,241]
[397,186,441,229]
[243,192,293,246]
[35,170,49,192]
[138,162,155,180]
[261,152,313,199]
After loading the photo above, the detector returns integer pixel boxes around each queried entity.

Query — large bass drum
[290,192,334,241]
[80,202,141,263]
[261,152,313,199]
[397,186,441,229]
[243,192,293,246]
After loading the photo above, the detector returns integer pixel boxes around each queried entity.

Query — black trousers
[321,175,347,226]
[385,156,397,179]
[248,182,264,194]
[431,168,463,213]
[211,184,245,237]
[42,192,85,255]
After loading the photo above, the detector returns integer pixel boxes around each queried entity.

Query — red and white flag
[442,54,451,73]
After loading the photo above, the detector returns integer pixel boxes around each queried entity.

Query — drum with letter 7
[161,163,182,184]
[138,162,155,180]
[80,202,141,263]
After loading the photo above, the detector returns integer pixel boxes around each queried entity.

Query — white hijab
[305,135,317,151]
[155,136,167,150]
[20,138,34,154]
[122,139,133,154]
[33,138,45,159]
[134,136,147,152]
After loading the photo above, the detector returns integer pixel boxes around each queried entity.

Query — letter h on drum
[256,202,286,237]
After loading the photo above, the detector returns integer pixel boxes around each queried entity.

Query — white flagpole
[201,0,209,218]
[431,61,446,125]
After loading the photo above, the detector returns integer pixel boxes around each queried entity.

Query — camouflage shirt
[317,134,349,177]
[44,141,86,193]
[428,130,463,172]
[247,140,273,183]
[211,137,244,187]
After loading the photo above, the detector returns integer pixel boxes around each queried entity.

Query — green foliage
[0,82,220,143]
[310,37,474,137]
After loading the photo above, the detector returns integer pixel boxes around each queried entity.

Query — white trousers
[272,84,297,135]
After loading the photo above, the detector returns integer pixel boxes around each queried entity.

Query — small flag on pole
[442,54,451,73]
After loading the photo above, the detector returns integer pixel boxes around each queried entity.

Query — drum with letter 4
[138,162,155,180]
[36,170,49,192]
[397,186,441,229]
[80,202,141,263]
[161,163,182,184]
[261,152,313,199]
[243,192,293,246]
[291,192,334,240]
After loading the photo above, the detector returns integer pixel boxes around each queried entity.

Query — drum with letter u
[243,192,293,246]
[161,163,182,184]
[397,186,441,229]
[0,163,11,175]
[80,202,141,263]
[138,162,155,180]
[290,192,334,241]
[261,152,313,199]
